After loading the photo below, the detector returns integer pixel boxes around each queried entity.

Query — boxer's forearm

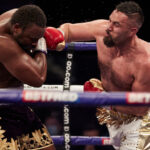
[59,23,70,42]
[33,52,47,79]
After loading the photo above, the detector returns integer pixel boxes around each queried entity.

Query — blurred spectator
[44,111,64,150]
[81,123,114,150]
[44,111,63,135]
[82,123,99,150]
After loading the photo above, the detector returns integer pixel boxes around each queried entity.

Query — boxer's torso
[96,36,150,92]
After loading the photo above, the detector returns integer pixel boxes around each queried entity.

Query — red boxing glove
[84,78,104,92]
[44,27,65,51]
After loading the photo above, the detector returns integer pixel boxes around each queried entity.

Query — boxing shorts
[0,104,54,150]
[97,107,150,150]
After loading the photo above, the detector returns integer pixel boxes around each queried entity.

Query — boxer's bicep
[0,44,46,87]
[67,23,95,42]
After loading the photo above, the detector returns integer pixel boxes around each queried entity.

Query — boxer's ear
[12,23,22,34]
[130,27,138,36]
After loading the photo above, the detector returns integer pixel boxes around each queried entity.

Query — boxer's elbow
[27,75,46,87]
[35,76,46,87]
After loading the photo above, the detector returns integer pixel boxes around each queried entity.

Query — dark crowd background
[0,0,149,149]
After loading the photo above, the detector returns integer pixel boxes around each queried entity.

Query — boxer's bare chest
[97,43,134,91]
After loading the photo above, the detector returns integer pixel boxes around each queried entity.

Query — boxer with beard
[59,1,150,149]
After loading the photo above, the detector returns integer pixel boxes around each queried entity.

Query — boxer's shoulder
[0,34,14,47]
[0,9,17,21]
[0,34,22,61]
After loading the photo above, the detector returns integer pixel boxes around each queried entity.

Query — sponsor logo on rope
[23,90,78,102]
[127,93,150,104]
[102,138,111,145]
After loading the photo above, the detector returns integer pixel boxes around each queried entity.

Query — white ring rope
[24,84,83,92]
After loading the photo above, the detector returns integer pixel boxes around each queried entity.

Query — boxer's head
[10,5,47,51]
[116,1,144,29]
[103,1,144,47]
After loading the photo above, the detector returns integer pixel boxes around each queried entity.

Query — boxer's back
[0,9,22,88]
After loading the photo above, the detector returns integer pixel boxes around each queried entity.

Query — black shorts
[0,104,54,149]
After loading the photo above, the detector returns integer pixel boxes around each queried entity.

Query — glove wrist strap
[34,37,47,54]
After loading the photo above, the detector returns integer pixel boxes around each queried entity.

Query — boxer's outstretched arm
[0,37,47,87]
[59,19,108,42]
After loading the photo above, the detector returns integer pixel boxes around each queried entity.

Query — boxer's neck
[115,35,138,56]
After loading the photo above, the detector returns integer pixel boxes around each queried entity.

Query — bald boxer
[59,1,150,150]
[0,4,64,150]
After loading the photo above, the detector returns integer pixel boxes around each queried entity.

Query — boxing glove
[44,27,65,51]
[84,78,104,92]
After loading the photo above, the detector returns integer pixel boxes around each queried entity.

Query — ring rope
[0,89,150,105]
[64,42,96,51]
[24,84,83,92]
[51,136,111,145]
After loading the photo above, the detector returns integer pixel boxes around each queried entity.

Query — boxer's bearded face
[103,29,115,47]
[103,27,132,48]
[103,10,132,48]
